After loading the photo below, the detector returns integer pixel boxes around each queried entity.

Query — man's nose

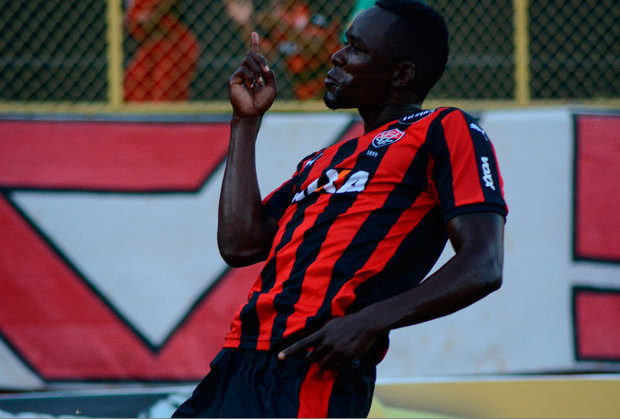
[330,47,346,67]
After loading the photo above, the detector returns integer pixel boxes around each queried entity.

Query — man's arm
[218,32,279,267]
[279,211,505,370]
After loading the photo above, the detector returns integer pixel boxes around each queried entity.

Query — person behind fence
[173,0,507,416]
[124,0,199,101]
[225,0,341,100]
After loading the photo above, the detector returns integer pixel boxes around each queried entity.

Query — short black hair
[375,0,449,103]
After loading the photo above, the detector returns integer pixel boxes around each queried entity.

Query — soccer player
[173,0,507,417]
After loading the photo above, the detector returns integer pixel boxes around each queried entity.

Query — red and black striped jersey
[224,107,508,350]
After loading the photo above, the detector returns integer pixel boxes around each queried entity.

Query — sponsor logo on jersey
[470,122,490,141]
[372,128,405,148]
[480,156,496,190]
[292,168,369,203]
[399,109,435,124]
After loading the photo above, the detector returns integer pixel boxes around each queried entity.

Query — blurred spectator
[225,0,341,99]
[124,0,199,101]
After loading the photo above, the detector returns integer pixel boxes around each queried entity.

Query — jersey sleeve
[262,149,324,221]
[262,176,296,221]
[427,109,508,222]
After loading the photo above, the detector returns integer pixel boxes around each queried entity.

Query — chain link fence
[1,0,108,101]
[0,0,618,107]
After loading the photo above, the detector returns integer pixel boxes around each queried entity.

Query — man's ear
[392,61,415,88]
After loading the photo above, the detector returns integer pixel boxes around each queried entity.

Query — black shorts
[172,347,377,418]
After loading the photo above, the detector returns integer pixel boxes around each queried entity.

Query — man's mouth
[324,77,337,90]
[325,70,342,88]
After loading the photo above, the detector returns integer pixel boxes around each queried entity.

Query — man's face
[323,7,398,110]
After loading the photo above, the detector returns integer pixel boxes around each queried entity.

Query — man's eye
[344,41,360,51]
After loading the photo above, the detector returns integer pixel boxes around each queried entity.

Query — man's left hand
[278,310,381,371]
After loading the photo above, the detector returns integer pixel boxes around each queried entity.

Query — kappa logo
[470,122,490,141]
[372,128,405,148]
[304,151,323,169]
[480,156,496,190]
[400,109,434,124]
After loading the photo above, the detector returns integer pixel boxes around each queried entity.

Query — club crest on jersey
[371,129,405,148]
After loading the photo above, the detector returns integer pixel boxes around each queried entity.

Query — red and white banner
[0,110,618,389]
[0,115,358,386]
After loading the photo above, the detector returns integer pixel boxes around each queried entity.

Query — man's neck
[358,103,423,133]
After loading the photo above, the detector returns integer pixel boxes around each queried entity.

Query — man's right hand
[227,32,277,118]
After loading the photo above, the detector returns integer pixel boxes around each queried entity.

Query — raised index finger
[250,31,259,53]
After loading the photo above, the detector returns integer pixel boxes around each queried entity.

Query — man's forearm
[365,249,502,336]
[363,213,504,334]
[217,116,275,266]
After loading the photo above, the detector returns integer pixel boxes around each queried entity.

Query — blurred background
[0,0,619,417]
[0,0,617,107]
